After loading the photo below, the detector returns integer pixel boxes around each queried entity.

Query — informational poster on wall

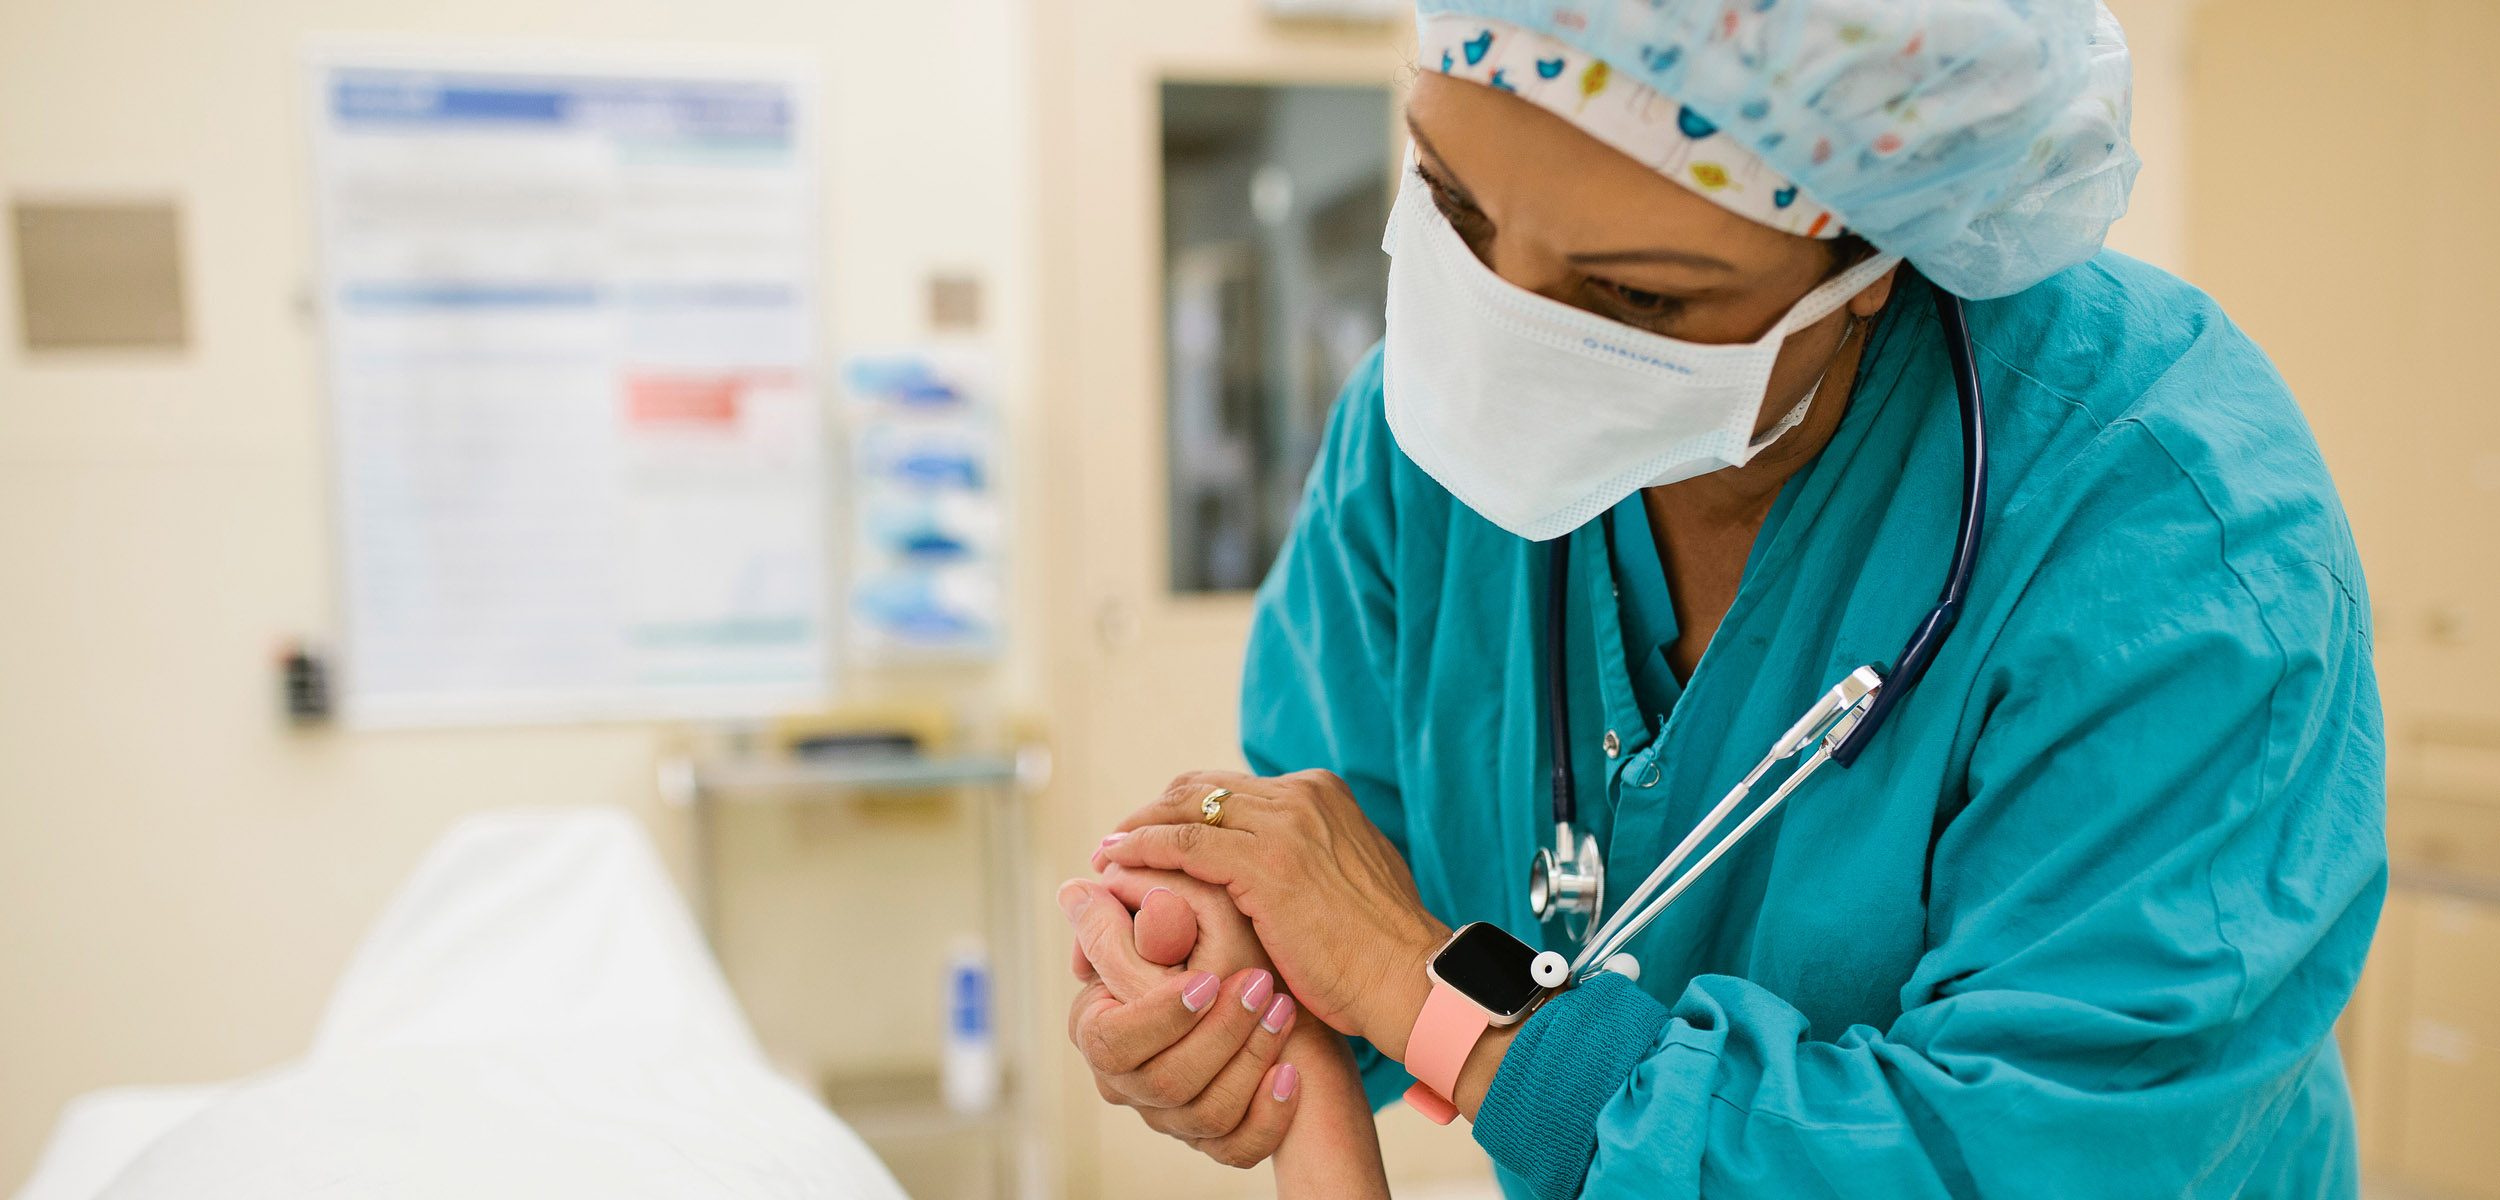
[841,347,1004,661]
[309,47,829,725]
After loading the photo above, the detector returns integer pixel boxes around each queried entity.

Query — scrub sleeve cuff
[1472,972,1672,1200]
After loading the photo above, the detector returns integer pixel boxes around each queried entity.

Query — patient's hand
[1060,869,1301,1166]
[1064,870,1391,1195]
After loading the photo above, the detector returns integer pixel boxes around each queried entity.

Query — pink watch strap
[1400,977,1492,1124]
[1403,1080,1460,1125]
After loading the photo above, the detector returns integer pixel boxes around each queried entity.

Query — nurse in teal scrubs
[1062,2,2387,1196]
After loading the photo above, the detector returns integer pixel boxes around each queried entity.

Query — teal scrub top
[1238,256,2387,1199]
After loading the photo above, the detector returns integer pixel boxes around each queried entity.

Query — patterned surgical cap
[1414,0,2139,298]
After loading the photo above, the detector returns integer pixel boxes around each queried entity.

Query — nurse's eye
[1586,276,1685,326]
[1414,163,1492,238]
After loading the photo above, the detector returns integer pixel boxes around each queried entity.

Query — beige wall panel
[2390,891,2500,1198]
[2188,0,2500,735]
[2101,0,2190,274]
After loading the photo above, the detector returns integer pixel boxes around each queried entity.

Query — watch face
[1431,922,1545,1019]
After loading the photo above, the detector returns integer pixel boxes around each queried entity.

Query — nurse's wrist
[1452,1022,1519,1120]
[1360,919,1447,1063]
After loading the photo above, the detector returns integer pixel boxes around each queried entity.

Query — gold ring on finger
[1200,787,1231,827]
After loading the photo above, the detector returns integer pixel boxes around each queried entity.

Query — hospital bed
[13,809,908,1200]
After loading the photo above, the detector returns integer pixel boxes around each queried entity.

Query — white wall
[0,0,1036,1186]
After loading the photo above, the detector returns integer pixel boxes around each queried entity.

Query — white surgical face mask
[1381,169,1901,542]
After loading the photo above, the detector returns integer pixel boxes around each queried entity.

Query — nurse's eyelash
[1584,275,1687,328]
[1413,162,1492,236]
[1410,160,1685,329]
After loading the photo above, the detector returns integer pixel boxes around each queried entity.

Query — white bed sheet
[14,808,907,1200]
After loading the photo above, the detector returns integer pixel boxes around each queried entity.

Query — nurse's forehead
[1403,71,1806,268]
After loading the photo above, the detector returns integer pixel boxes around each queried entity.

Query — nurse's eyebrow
[1568,246,1735,271]
[1406,114,1732,272]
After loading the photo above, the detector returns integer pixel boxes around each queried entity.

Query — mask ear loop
[1744,312,1860,456]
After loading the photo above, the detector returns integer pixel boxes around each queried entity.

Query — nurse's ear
[1822,233,1897,320]
[1846,264,1900,320]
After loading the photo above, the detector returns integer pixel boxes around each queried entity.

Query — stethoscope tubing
[1832,290,1988,766]
[1537,286,1989,959]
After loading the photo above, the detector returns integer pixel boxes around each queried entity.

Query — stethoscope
[1528,288,1990,980]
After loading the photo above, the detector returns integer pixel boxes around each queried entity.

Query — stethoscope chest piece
[1527,819,1604,940]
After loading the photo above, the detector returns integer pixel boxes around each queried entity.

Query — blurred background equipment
[842,347,1007,660]
[277,640,334,726]
[660,734,1049,1198]
[943,935,1002,1117]
[1161,81,1392,593]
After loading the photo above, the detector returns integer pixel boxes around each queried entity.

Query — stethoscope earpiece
[1530,951,1570,989]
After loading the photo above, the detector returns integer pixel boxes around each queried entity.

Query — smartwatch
[1401,922,1569,1124]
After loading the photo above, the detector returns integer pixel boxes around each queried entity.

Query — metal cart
[660,746,1052,1200]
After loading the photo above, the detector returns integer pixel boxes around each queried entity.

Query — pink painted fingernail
[1100,832,1129,848]
[1180,971,1219,1012]
[1142,886,1173,903]
[1272,1063,1299,1101]
[1260,993,1295,1034]
[1240,970,1274,1013]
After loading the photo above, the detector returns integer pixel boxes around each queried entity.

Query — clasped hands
[1060,769,1455,1181]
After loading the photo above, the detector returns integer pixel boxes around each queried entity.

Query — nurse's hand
[1095,770,1450,1061]
[1060,870,1306,1165]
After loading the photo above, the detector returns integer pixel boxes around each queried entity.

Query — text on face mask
[1581,335,1695,374]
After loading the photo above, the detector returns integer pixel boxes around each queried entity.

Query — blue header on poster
[330,68,792,141]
